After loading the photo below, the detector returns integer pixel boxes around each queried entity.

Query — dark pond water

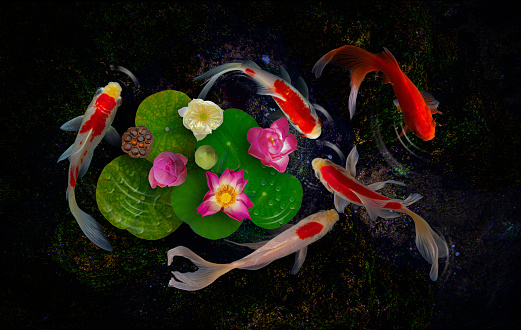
[3,2,520,329]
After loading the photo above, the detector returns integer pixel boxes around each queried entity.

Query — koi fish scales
[58,82,122,251]
[313,45,440,141]
[194,61,323,139]
[312,147,448,281]
[167,209,339,291]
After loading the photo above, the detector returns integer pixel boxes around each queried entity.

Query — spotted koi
[194,61,324,139]
[312,147,448,281]
[167,209,339,291]
[57,82,122,251]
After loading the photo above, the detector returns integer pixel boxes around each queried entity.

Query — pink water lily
[196,168,254,222]
[149,152,188,188]
[247,117,297,173]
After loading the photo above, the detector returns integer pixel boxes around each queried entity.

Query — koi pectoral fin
[291,246,308,275]
[60,115,84,131]
[104,126,121,147]
[334,193,350,213]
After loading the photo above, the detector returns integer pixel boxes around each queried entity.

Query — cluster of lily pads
[96,90,303,240]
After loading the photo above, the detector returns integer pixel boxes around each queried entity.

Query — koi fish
[167,209,340,291]
[313,45,441,141]
[312,147,448,281]
[57,82,123,251]
[194,61,323,139]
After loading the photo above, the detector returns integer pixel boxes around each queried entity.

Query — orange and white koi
[57,82,122,251]
[312,147,448,281]
[195,61,323,139]
[313,45,441,141]
[167,209,339,291]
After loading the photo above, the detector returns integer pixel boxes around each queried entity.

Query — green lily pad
[171,169,241,240]
[195,108,258,172]
[96,155,182,240]
[241,157,303,229]
[135,90,196,163]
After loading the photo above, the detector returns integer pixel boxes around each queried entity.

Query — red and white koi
[312,147,448,281]
[194,61,323,139]
[57,82,123,251]
[313,45,441,141]
[167,209,339,291]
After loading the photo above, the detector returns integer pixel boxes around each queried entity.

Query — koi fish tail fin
[67,187,113,251]
[403,207,448,281]
[193,63,244,100]
[167,246,235,291]
[313,45,381,119]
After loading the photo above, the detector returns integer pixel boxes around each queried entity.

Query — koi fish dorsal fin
[366,180,406,191]
[345,146,359,177]
[296,76,309,100]
[279,64,292,84]
[225,239,269,250]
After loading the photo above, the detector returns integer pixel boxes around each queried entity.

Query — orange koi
[312,147,448,281]
[167,209,339,291]
[57,82,122,251]
[313,45,441,141]
[195,61,323,139]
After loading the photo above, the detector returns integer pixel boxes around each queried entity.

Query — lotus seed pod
[195,145,218,170]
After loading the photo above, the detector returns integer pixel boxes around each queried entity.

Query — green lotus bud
[195,145,218,170]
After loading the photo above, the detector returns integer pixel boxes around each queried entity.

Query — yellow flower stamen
[215,184,237,208]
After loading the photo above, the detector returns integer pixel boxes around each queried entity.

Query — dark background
[2,2,520,329]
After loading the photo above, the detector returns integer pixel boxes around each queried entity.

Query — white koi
[57,82,122,251]
[194,61,324,139]
[167,209,340,291]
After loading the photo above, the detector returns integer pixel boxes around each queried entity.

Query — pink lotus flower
[149,152,188,188]
[196,168,254,222]
[247,117,297,173]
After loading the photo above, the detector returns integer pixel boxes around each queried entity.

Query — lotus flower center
[199,112,207,120]
[216,184,237,207]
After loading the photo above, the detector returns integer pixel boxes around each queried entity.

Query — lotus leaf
[241,157,303,229]
[171,169,241,240]
[96,155,182,240]
[135,90,196,163]
[195,108,258,172]
[195,108,302,229]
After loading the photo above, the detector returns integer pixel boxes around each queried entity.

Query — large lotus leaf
[241,156,303,229]
[195,108,258,173]
[171,169,241,240]
[135,90,196,163]
[96,155,182,240]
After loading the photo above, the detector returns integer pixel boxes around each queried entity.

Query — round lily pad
[241,157,303,229]
[96,155,183,240]
[135,90,196,163]
[171,169,241,240]
[195,108,258,172]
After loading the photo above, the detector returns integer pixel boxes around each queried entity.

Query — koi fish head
[405,106,436,141]
[302,120,322,139]
[311,158,333,192]
[320,209,340,227]
[103,82,122,101]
